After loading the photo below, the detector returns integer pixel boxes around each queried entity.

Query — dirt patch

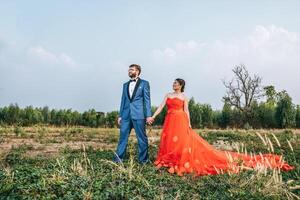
[1,127,299,158]
[0,127,161,158]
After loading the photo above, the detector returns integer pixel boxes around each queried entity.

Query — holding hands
[146,116,155,125]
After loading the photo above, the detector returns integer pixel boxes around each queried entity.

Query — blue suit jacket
[119,78,152,120]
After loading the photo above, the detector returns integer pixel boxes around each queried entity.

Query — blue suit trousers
[114,117,149,163]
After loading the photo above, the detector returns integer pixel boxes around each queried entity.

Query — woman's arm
[152,94,168,119]
[183,96,191,128]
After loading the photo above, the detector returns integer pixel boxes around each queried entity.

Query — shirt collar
[130,77,139,82]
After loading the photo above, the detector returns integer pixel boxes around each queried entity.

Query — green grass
[0,127,299,199]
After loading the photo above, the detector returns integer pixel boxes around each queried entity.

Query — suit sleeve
[143,81,152,117]
[119,84,125,118]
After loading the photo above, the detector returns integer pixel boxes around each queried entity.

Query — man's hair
[129,64,141,75]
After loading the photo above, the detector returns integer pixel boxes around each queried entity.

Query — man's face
[128,67,139,78]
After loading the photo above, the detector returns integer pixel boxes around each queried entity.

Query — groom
[113,64,153,164]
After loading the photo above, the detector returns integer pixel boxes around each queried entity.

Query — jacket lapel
[126,81,130,100]
[130,78,141,102]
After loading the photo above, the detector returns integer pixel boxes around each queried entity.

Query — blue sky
[1,1,300,112]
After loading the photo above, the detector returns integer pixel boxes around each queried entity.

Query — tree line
[0,65,299,129]
[0,105,118,128]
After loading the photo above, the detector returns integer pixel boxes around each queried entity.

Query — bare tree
[222,64,263,114]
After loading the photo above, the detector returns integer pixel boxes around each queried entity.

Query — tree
[223,64,263,123]
[106,111,118,128]
[212,110,222,129]
[258,102,277,128]
[41,106,51,124]
[296,105,300,128]
[0,107,3,124]
[255,85,278,128]
[82,109,98,127]
[230,108,244,128]
[247,100,260,128]
[264,85,277,106]
[275,91,296,128]
[220,100,232,128]
[96,112,106,127]
[64,109,74,125]
[50,109,57,125]
[72,111,82,125]
[22,106,43,126]
[200,104,213,128]
[6,103,22,125]
[189,97,202,128]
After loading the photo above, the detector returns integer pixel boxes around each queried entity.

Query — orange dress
[154,97,294,176]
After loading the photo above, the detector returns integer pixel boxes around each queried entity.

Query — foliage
[276,91,296,128]
[0,128,299,199]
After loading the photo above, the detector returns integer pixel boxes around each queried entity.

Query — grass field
[0,126,299,199]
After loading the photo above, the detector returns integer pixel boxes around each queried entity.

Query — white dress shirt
[129,77,138,98]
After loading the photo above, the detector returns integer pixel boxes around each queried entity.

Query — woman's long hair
[175,78,185,92]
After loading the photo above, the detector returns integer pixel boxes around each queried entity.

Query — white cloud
[175,40,200,53]
[150,25,300,107]
[152,47,177,64]
[152,40,206,64]
[1,25,299,111]
[0,38,77,70]
[60,53,76,67]
[28,46,76,67]
[152,25,300,66]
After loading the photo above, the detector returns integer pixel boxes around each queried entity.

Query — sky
[0,0,300,112]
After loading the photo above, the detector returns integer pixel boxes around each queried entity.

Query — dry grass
[0,125,299,199]
[0,126,299,158]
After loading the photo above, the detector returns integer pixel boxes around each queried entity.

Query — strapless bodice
[166,97,184,112]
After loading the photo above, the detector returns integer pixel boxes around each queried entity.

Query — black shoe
[139,160,150,165]
[112,157,123,163]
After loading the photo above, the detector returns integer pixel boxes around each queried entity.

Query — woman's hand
[118,117,122,125]
[146,117,154,125]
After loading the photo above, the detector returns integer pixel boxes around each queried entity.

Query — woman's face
[172,80,181,91]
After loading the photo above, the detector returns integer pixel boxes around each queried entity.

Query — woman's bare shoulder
[165,92,173,98]
[181,93,189,101]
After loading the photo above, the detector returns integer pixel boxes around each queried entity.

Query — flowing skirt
[154,110,294,176]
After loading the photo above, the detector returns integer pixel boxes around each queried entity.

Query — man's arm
[143,81,152,118]
[118,84,125,123]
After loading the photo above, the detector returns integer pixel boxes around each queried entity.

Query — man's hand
[146,117,154,125]
[117,117,122,125]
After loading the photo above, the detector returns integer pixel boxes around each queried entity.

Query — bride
[150,78,294,176]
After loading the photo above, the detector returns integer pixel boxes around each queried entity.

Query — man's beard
[129,73,137,78]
